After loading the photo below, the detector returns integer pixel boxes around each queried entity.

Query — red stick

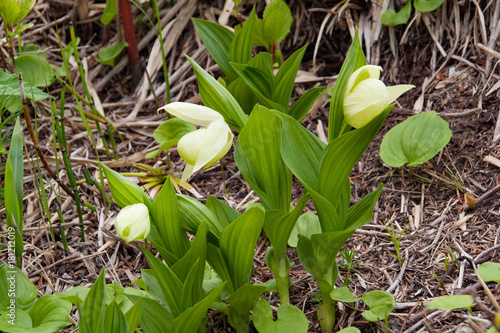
[118,0,141,86]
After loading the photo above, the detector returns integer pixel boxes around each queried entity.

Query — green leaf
[328,29,366,142]
[97,42,129,67]
[380,111,452,167]
[280,113,326,190]
[272,45,307,110]
[154,118,195,144]
[234,106,291,211]
[171,282,226,333]
[262,0,293,46]
[361,290,395,322]
[226,284,268,332]
[192,18,237,82]
[12,23,33,36]
[253,299,308,333]
[104,300,129,333]
[78,268,106,333]
[219,208,264,290]
[381,0,412,26]
[206,196,240,226]
[289,86,326,122]
[227,77,258,114]
[171,223,208,309]
[124,298,142,333]
[151,178,190,262]
[136,297,174,333]
[478,262,500,283]
[288,212,321,247]
[338,328,361,333]
[330,287,361,303]
[229,8,255,65]
[319,107,390,228]
[0,295,72,333]
[101,0,116,25]
[414,0,445,12]
[427,295,475,311]
[101,163,152,209]
[15,54,54,87]
[5,118,23,232]
[0,0,35,27]
[177,194,225,244]
[141,247,183,317]
[231,63,278,104]
[264,195,309,254]
[0,264,37,312]
[0,69,50,112]
[187,56,248,132]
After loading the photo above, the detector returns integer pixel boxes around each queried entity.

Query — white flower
[158,102,233,183]
[114,203,151,243]
[343,65,415,128]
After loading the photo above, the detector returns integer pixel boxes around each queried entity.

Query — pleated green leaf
[263,194,309,254]
[151,178,190,259]
[319,107,390,227]
[235,106,291,211]
[206,196,240,226]
[171,282,226,333]
[192,18,236,81]
[78,268,106,333]
[101,163,152,209]
[5,118,23,231]
[272,45,307,109]
[136,297,173,333]
[289,86,326,122]
[103,300,129,333]
[280,114,326,190]
[229,7,256,65]
[226,283,269,332]
[219,207,264,290]
[177,194,225,244]
[187,56,247,132]
[328,29,366,142]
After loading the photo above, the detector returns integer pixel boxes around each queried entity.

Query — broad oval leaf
[414,0,445,12]
[478,262,500,283]
[380,111,452,167]
[338,328,361,333]
[253,299,308,333]
[361,290,395,322]
[427,295,475,310]
[97,42,129,67]
[16,54,54,87]
[288,212,321,248]
[330,287,361,303]
[262,0,293,46]
[381,0,412,26]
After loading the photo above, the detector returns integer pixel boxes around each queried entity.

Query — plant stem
[119,0,141,86]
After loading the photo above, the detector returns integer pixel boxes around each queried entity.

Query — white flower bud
[114,203,151,243]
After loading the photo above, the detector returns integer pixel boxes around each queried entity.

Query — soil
[0,1,499,332]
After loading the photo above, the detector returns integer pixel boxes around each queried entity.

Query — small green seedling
[383,219,409,265]
[338,249,359,286]
[380,111,452,168]
[97,42,129,67]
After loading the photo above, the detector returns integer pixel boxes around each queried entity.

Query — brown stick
[19,74,75,200]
